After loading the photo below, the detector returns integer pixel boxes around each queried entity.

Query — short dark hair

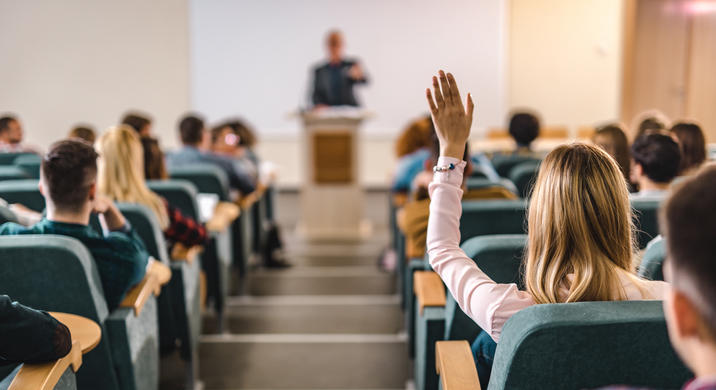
[635,116,666,140]
[178,114,204,145]
[121,113,152,134]
[0,116,17,135]
[670,122,706,174]
[631,133,681,183]
[41,139,98,211]
[508,112,540,147]
[662,164,716,336]
[68,125,97,144]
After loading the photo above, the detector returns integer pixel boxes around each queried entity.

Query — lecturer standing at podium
[311,30,368,108]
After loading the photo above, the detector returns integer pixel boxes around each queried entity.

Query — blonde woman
[425,71,667,387]
[97,125,207,248]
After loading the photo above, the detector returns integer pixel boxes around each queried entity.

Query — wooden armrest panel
[120,272,158,316]
[147,259,172,287]
[49,313,101,354]
[170,243,203,265]
[436,340,481,390]
[413,271,446,314]
[206,201,240,232]
[9,340,82,390]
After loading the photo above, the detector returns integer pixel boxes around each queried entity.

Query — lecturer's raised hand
[426,70,475,160]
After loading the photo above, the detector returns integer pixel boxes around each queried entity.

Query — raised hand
[426,70,475,160]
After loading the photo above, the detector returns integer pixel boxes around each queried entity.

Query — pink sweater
[426,156,668,342]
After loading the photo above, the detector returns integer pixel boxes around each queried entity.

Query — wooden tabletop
[49,312,101,354]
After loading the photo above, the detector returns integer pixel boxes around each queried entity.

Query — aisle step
[245,268,396,296]
[203,295,402,334]
[200,333,408,389]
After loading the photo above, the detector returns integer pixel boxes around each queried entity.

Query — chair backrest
[488,301,691,390]
[465,178,518,196]
[147,179,201,220]
[459,199,527,244]
[169,164,230,201]
[508,161,540,198]
[491,155,541,178]
[445,235,527,341]
[0,166,29,182]
[117,203,170,263]
[0,235,120,390]
[639,235,665,281]
[0,152,34,166]
[631,198,662,249]
[13,153,42,179]
[0,180,44,211]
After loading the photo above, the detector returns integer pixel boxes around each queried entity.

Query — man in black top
[311,30,368,107]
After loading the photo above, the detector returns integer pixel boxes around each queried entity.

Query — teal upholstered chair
[487,301,691,389]
[0,152,34,166]
[13,153,42,179]
[491,155,541,178]
[148,180,231,330]
[639,235,665,281]
[631,198,662,249]
[116,204,202,387]
[0,166,29,182]
[0,235,159,390]
[169,165,251,277]
[508,161,540,198]
[459,200,528,243]
[414,235,527,390]
[0,179,44,212]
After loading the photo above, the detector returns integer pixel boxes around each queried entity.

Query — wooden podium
[297,109,372,241]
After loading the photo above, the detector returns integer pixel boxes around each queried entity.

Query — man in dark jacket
[311,30,368,107]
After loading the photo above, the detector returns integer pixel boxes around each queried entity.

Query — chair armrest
[436,340,481,390]
[49,313,102,354]
[206,201,240,232]
[119,259,170,316]
[170,243,203,265]
[8,340,82,390]
[414,271,446,315]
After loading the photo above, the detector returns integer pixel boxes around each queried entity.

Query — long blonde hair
[97,125,169,230]
[524,143,645,304]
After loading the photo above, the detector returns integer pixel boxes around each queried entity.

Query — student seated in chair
[0,139,149,310]
[630,133,681,199]
[167,114,256,195]
[424,71,667,389]
[97,125,207,249]
[0,294,71,365]
[507,111,540,154]
[670,122,706,177]
[0,115,41,154]
[602,164,716,390]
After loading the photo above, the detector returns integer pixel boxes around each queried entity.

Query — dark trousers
[471,330,497,389]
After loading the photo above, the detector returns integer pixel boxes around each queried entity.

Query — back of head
[525,143,634,303]
[670,122,706,174]
[41,139,98,212]
[631,133,681,184]
[140,137,168,180]
[0,115,16,135]
[179,114,205,146]
[97,125,168,228]
[633,110,669,140]
[662,164,716,339]
[395,115,434,157]
[228,119,257,147]
[68,125,97,144]
[508,112,540,148]
[121,112,152,134]
[593,123,630,180]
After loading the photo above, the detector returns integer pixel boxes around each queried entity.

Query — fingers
[426,89,438,115]
[447,73,462,104]
[466,93,475,128]
[438,70,452,102]
[432,76,444,108]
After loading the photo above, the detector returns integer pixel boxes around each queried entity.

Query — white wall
[0,0,190,150]
[508,0,624,132]
[190,0,508,138]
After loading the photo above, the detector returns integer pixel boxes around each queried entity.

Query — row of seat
[0,161,272,389]
[390,187,673,390]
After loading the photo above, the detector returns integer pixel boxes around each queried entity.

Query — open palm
[426,70,475,159]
